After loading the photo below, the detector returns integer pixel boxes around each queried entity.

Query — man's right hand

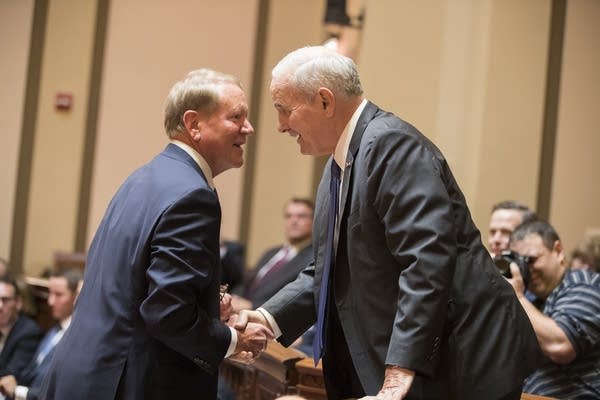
[234,320,274,358]
[234,309,271,331]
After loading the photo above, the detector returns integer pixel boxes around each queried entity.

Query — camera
[493,250,532,287]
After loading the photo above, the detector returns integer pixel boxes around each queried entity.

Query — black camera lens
[492,250,531,288]
[494,257,512,278]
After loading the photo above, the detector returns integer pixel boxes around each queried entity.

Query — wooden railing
[221,343,556,400]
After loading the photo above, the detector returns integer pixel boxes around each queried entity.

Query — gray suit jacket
[262,102,542,399]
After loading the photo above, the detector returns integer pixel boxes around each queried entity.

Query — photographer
[506,220,600,399]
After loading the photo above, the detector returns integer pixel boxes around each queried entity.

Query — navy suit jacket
[0,315,41,382]
[41,144,231,400]
[18,325,61,400]
[262,102,542,399]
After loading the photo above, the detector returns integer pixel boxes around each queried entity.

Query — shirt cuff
[15,385,28,400]
[257,307,282,338]
[225,327,238,358]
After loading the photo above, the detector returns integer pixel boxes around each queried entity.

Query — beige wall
[2,0,599,275]
[550,0,600,251]
[360,0,551,241]
[245,0,325,266]
[88,0,260,250]
[0,0,34,260]
[22,0,98,275]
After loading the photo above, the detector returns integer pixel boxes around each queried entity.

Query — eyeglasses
[0,296,15,304]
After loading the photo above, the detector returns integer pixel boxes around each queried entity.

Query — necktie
[36,325,62,365]
[246,247,292,297]
[313,160,341,365]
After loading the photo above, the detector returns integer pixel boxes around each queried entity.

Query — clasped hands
[220,294,274,364]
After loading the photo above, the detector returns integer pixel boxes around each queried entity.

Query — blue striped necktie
[313,160,341,365]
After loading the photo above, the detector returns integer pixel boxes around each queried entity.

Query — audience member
[569,232,600,273]
[507,220,600,399]
[237,45,541,400]
[488,200,537,257]
[40,68,271,400]
[220,239,245,293]
[0,269,83,400]
[233,197,314,310]
[0,277,41,382]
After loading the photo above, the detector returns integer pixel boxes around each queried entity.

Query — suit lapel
[163,143,208,183]
[339,101,379,221]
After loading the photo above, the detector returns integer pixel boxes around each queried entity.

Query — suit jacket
[41,144,231,400]
[262,102,542,399]
[18,325,62,400]
[220,240,245,292]
[245,244,313,308]
[0,314,41,382]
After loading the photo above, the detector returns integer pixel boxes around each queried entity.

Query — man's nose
[242,120,254,136]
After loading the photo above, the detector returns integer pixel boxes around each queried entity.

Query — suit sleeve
[366,128,456,375]
[0,319,41,382]
[139,187,231,373]
[260,261,317,347]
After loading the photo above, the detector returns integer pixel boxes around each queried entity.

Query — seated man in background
[488,200,537,257]
[232,197,315,357]
[507,220,600,399]
[233,197,314,310]
[0,277,41,382]
[0,269,83,400]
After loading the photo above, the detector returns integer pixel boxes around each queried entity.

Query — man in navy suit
[41,69,272,400]
[0,277,41,382]
[237,46,542,400]
[0,269,83,400]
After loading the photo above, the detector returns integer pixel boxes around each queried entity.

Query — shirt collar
[170,139,215,189]
[59,315,72,331]
[333,98,368,170]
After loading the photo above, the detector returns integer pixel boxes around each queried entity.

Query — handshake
[220,292,275,364]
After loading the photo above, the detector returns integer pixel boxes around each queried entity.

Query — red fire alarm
[55,92,73,111]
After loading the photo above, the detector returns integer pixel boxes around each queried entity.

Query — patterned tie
[246,247,292,298]
[313,160,341,365]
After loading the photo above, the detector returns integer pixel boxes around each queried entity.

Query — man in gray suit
[237,46,542,400]
[41,69,272,400]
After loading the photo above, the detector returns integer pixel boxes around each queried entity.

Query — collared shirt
[171,139,237,357]
[15,316,73,400]
[523,269,600,398]
[259,98,369,338]
[170,140,215,189]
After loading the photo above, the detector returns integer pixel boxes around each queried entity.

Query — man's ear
[183,110,202,141]
[553,240,565,263]
[317,87,335,117]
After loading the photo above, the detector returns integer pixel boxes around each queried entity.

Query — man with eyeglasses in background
[0,277,41,384]
[507,220,600,399]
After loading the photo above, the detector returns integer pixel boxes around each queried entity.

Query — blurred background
[1,0,598,277]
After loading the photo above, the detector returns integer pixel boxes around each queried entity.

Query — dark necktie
[246,247,292,297]
[313,160,341,365]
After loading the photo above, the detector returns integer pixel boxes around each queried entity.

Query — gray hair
[271,46,363,101]
[164,68,241,138]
